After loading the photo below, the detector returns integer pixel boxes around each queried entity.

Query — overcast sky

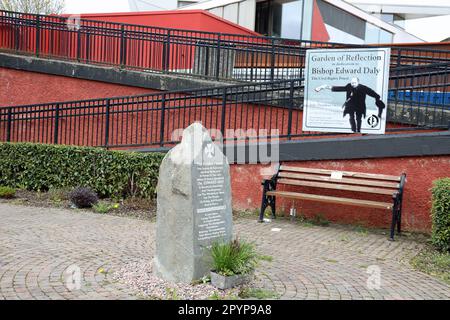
[64,0,450,42]
[64,0,129,14]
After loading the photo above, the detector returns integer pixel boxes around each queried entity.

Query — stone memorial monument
[153,122,233,283]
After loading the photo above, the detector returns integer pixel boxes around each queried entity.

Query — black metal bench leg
[259,181,269,222]
[269,196,276,219]
[397,202,402,234]
[389,197,398,241]
[259,198,268,222]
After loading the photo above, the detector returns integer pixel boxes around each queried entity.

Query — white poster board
[303,48,390,134]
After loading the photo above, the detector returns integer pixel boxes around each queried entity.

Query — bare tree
[0,0,65,14]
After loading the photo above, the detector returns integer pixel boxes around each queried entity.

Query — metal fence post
[76,28,81,62]
[443,64,448,128]
[85,32,90,62]
[6,107,12,142]
[162,30,171,71]
[287,81,294,140]
[250,50,254,82]
[270,38,275,82]
[215,34,221,80]
[394,49,402,112]
[104,99,110,148]
[396,49,402,67]
[221,87,227,137]
[54,104,60,144]
[35,14,41,57]
[14,24,20,51]
[160,93,166,147]
[120,24,126,67]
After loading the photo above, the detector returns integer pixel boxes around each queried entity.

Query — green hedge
[431,178,450,252]
[0,143,164,199]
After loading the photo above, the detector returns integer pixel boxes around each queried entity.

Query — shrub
[431,178,450,252]
[0,142,164,199]
[69,187,99,208]
[0,186,16,199]
[211,238,258,276]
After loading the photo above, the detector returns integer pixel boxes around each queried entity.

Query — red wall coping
[60,10,261,37]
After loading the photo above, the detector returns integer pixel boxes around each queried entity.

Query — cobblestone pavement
[1,204,449,300]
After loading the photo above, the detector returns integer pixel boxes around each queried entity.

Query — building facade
[179,0,425,44]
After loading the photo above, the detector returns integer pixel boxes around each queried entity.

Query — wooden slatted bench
[259,165,406,240]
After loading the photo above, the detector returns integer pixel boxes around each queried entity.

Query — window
[255,0,303,39]
[365,23,393,44]
[280,0,303,39]
[316,0,366,40]
[255,0,270,35]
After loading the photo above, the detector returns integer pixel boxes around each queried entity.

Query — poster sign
[303,48,390,134]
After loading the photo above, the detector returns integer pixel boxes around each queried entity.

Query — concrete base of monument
[210,271,253,290]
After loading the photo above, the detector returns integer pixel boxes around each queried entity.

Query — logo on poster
[367,115,380,128]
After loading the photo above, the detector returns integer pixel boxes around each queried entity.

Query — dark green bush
[0,143,164,199]
[0,186,16,199]
[431,178,450,252]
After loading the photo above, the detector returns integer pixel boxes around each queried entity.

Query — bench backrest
[276,165,404,196]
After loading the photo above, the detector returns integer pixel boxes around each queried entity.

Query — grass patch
[354,225,369,235]
[297,220,315,228]
[232,209,259,219]
[208,291,239,300]
[165,288,180,300]
[48,188,69,204]
[191,275,211,285]
[324,258,338,264]
[211,239,258,276]
[311,213,330,227]
[93,201,119,214]
[410,246,450,285]
[258,255,273,262]
[0,186,16,199]
[239,288,280,300]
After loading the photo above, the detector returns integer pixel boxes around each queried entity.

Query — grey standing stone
[153,122,233,283]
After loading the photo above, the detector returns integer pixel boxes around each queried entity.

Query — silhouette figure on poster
[315,77,386,133]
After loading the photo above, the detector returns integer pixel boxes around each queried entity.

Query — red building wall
[70,10,261,36]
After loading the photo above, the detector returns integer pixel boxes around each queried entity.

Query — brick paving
[0,203,449,300]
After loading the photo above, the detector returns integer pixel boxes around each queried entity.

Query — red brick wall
[0,68,158,107]
[230,156,450,233]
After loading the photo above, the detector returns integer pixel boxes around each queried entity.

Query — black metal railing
[389,62,450,126]
[1,9,450,82]
[1,73,448,149]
